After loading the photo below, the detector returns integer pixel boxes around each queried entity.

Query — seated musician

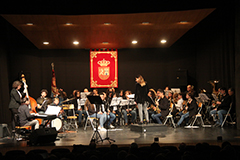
[18,99,39,130]
[122,90,137,126]
[176,92,197,127]
[147,89,157,121]
[100,92,116,129]
[72,90,87,126]
[210,87,232,127]
[92,89,99,96]
[109,92,122,126]
[36,89,51,113]
[151,89,169,124]
[172,93,184,117]
[85,93,107,131]
[51,88,67,105]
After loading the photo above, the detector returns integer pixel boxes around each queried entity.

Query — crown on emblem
[97,59,110,66]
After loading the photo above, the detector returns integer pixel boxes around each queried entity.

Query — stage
[0,124,240,155]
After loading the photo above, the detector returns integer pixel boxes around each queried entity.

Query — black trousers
[10,108,18,132]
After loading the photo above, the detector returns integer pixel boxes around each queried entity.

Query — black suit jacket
[9,89,23,109]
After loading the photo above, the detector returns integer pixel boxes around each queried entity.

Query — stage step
[130,124,168,132]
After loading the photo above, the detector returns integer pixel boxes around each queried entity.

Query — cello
[21,74,42,124]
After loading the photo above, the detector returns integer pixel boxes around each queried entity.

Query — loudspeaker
[176,69,188,86]
[29,128,57,145]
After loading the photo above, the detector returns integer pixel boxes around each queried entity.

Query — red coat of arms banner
[90,49,118,88]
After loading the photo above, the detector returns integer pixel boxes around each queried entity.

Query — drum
[51,118,63,131]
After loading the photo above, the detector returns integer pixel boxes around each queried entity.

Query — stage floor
[0,125,240,154]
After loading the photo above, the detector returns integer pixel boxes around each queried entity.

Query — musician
[176,93,197,127]
[210,87,232,127]
[147,89,157,120]
[119,90,124,97]
[109,92,121,126]
[92,89,99,96]
[83,88,89,92]
[100,92,116,129]
[9,80,25,131]
[51,88,67,105]
[18,99,39,130]
[164,86,171,97]
[172,93,184,117]
[72,90,87,125]
[85,93,107,131]
[186,85,198,98]
[151,89,169,124]
[106,88,115,106]
[228,88,235,115]
[135,75,149,124]
[121,90,137,125]
[36,89,51,113]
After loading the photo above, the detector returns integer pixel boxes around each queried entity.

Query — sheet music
[119,99,129,106]
[45,105,61,116]
[80,92,90,99]
[127,94,135,99]
[171,88,181,93]
[110,97,121,106]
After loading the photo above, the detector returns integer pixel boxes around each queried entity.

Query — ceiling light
[26,23,33,26]
[141,22,150,25]
[43,42,49,45]
[104,23,111,25]
[65,23,73,25]
[102,42,109,44]
[160,39,167,44]
[73,41,79,45]
[179,21,189,24]
[132,40,138,44]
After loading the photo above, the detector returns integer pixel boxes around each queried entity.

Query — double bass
[21,74,42,124]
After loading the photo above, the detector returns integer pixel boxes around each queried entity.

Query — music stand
[103,98,116,144]
[87,95,103,143]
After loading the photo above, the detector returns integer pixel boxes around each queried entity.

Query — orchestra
[9,73,236,135]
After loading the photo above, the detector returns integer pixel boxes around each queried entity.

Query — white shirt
[175,98,183,110]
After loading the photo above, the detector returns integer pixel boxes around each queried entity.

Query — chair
[190,102,204,128]
[221,103,233,127]
[64,104,78,131]
[14,114,32,140]
[84,110,98,130]
[163,103,176,128]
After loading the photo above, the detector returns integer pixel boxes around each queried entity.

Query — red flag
[51,63,57,95]
[90,49,118,88]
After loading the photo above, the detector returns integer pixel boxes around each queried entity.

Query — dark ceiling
[0,0,230,49]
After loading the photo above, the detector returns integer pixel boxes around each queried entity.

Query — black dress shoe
[138,122,143,125]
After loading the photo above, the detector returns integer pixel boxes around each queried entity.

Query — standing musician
[9,80,25,132]
[85,93,107,131]
[176,92,197,127]
[135,75,149,124]
[210,87,232,127]
[122,90,137,126]
[18,99,39,130]
[151,89,169,124]
[36,89,52,113]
